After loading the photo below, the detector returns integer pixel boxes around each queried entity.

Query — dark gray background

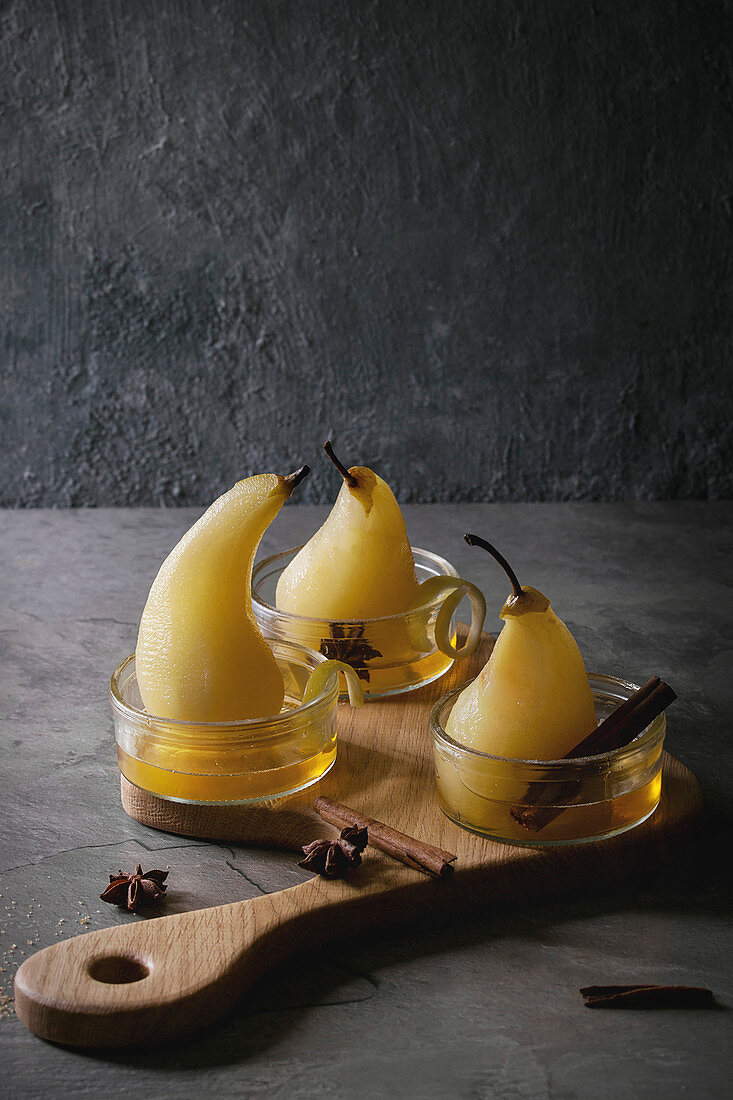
[2,0,731,507]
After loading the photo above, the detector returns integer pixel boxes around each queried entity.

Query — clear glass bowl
[431,673,666,846]
[251,546,486,698]
[110,641,341,805]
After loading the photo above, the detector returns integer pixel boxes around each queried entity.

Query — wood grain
[14,636,703,1048]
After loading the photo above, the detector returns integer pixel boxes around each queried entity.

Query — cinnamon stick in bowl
[510,677,677,833]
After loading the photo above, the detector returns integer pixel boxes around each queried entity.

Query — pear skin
[276,445,421,620]
[446,537,597,760]
[136,469,308,722]
[446,599,597,759]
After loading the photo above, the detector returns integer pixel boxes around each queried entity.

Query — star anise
[319,624,382,682]
[298,826,368,879]
[100,864,169,912]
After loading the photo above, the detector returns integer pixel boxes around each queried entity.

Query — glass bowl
[251,546,486,698]
[431,673,666,847]
[110,641,342,805]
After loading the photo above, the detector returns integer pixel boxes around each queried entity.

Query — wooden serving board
[15,636,703,1049]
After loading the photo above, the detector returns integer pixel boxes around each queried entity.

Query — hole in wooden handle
[87,956,150,985]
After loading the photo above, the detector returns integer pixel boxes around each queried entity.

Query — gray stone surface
[2,1,732,508]
[1,503,732,1098]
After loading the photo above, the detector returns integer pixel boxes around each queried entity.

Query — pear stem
[323,440,358,488]
[282,465,311,496]
[464,534,524,600]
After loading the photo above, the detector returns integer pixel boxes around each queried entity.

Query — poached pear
[446,535,597,760]
[275,441,421,620]
[136,467,309,723]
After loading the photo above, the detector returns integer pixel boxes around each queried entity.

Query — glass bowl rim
[251,544,461,624]
[430,672,666,768]
[109,642,339,733]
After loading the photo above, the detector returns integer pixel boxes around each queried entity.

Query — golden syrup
[117,741,336,803]
[435,763,662,845]
[360,646,454,695]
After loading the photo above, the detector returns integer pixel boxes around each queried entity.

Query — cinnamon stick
[314,797,457,878]
[580,984,713,1009]
[567,677,676,758]
[510,676,676,833]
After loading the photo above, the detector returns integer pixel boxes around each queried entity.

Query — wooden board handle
[15,751,705,1050]
[14,877,337,1048]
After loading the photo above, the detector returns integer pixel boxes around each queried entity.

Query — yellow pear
[446,535,597,760]
[136,467,309,722]
[275,441,421,620]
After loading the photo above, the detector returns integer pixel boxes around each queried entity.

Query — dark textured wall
[2,0,731,506]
